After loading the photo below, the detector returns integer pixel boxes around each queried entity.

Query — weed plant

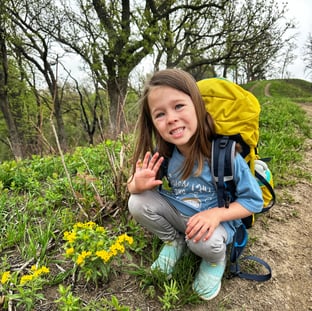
[0,265,50,310]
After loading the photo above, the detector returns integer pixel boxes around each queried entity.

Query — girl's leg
[187,225,227,301]
[128,190,187,241]
[128,190,187,274]
[186,224,227,263]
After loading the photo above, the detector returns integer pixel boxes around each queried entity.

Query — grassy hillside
[243,78,312,100]
[241,79,312,186]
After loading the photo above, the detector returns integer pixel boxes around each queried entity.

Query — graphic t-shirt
[158,147,263,243]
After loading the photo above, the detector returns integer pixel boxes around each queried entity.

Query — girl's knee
[187,226,227,262]
[128,194,145,218]
[188,239,226,261]
[128,191,157,220]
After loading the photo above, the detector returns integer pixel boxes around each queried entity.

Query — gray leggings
[128,190,227,263]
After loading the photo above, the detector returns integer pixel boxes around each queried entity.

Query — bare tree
[303,33,312,79]
[0,0,298,153]
[37,0,233,136]
[6,0,68,151]
[146,0,294,83]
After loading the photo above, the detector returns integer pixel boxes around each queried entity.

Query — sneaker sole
[196,282,221,301]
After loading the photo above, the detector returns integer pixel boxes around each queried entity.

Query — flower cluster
[0,265,50,310]
[63,221,133,283]
[20,265,50,286]
[1,271,10,285]
[0,265,49,287]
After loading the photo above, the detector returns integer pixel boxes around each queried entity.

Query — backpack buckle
[219,136,229,148]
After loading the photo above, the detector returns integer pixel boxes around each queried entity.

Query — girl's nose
[166,111,178,124]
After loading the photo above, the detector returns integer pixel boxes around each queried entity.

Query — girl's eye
[175,104,184,110]
[155,112,165,119]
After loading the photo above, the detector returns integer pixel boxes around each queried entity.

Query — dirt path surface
[264,82,271,97]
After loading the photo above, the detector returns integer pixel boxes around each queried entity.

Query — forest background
[1,0,312,162]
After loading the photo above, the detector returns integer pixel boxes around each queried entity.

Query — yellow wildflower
[76,251,92,266]
[114,242,125,253]
[33,266,50,278]
[20,274,34,285]
[1,271,11,285]
[109,244,118,256]
[65,247,75,257]
[126,236,134,245]
[96,250,112,263]
[63,231,77,243]
[40,266,50,274]
[117,234,133,245]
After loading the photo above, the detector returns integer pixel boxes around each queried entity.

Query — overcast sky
[280,0,312,81]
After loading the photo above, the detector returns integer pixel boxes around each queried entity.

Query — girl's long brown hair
[132,68,216,179]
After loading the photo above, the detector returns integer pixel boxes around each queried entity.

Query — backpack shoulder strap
[212,139,272,282]
[211,136,236,207]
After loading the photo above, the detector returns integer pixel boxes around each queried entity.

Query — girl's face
[148,86,198,155]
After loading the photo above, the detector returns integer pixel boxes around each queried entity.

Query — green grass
[0,79,311,310]
[259,97,311,184]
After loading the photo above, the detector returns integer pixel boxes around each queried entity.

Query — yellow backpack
[197,78,274,282]
[197,77,275,227]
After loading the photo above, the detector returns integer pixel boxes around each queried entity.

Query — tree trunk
[107,75,128,137]
[53,94,68,152]
[0,25,24,160]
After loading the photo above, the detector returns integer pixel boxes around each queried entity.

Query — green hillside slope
[243,79,312,100]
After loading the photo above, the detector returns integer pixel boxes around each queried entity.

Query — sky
[280,0,312,80]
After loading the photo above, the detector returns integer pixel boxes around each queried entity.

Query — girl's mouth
[170,127,185,136]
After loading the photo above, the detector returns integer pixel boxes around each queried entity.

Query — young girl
[127,68,263,300]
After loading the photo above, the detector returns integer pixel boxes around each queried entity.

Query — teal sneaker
[151,239,186,275]
[192,258,226,300]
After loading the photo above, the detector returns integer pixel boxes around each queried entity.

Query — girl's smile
[148,86,198,155]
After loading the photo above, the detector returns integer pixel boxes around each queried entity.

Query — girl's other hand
[185,208,222,242]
